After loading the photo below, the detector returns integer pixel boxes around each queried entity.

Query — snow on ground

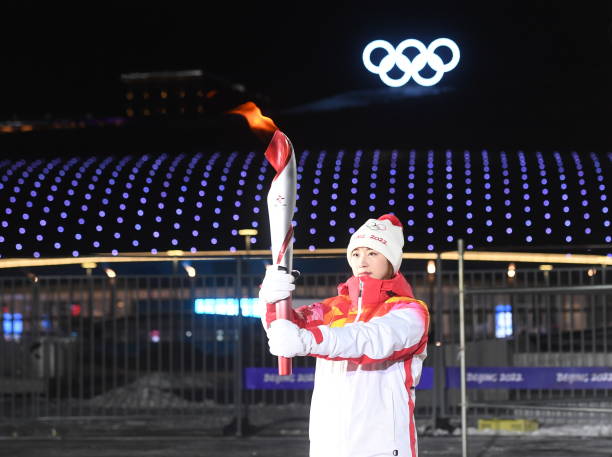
[81,373,612,437]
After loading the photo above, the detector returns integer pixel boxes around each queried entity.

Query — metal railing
[0,256,610,434]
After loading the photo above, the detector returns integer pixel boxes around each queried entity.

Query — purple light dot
[111,249,118,256]
[427,244,434,251]
[15,243,22,250]
[54,242,61,249]
[132,240,139,247]
[40,219,46,226]
[486,236,493,242]
[506,227,513,234]
[36,234,43,241]
[211,238,218,245]
[153,231,159,238]
[328,236,335,242]
[545,227,552,234]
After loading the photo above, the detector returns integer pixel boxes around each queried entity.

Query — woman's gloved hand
[257,265,299,330]
[258,265,298,304]
[267,319,314,357]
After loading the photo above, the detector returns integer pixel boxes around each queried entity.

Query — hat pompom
[378,214,402,228]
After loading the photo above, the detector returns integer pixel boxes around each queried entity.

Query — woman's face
[349,247,394,280]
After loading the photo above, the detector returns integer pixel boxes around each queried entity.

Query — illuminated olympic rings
[362,38,460,87]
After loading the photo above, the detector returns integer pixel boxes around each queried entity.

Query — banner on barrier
[244,366,612,390]
[445,366,612,390]
[244,367,434,390]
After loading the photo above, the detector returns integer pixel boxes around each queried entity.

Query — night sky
[0,5,609,114]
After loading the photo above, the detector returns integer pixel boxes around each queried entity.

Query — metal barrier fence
[0,257,610,433]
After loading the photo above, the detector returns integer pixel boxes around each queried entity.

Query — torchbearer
[229,102,297,376]
[259,214,430,457]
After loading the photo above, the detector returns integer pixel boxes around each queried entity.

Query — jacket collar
[338,272,414,307]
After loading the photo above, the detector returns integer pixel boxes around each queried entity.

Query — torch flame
[228,101,278,143]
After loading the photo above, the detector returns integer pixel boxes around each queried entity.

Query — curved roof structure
[0,148,609,259]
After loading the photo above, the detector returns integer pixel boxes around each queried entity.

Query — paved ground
[1,435,612,457]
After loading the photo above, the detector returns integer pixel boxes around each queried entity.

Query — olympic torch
[229,102,296,376]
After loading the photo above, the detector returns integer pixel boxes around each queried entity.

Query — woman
[259,214,429,457]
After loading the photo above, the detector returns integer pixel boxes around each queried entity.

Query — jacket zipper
[355,278,363,322]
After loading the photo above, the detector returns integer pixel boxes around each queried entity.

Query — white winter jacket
[265,273,429,457]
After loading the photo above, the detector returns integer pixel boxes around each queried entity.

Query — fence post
[234,256,244,437]
[431,253,447,430]
[458,239,468,457]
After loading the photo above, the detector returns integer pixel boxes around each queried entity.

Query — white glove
[258,265,296,305]
[267,319,314,357]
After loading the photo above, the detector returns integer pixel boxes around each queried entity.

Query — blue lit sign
[495,305,513,338]
[3,313,23,338]
[362,38,460,87]
[194,298,260,317]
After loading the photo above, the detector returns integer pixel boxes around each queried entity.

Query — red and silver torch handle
[265,129,297,376]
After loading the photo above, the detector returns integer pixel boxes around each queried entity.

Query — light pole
[238,229,258,253]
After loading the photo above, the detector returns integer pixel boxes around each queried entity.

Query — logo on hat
[366,221,388,231]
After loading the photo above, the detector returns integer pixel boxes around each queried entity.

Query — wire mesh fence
[0,258,610,431]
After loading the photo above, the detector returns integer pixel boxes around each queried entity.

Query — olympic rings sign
[362,38,460,87]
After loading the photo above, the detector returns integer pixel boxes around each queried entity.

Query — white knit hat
[346,214,404,273]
